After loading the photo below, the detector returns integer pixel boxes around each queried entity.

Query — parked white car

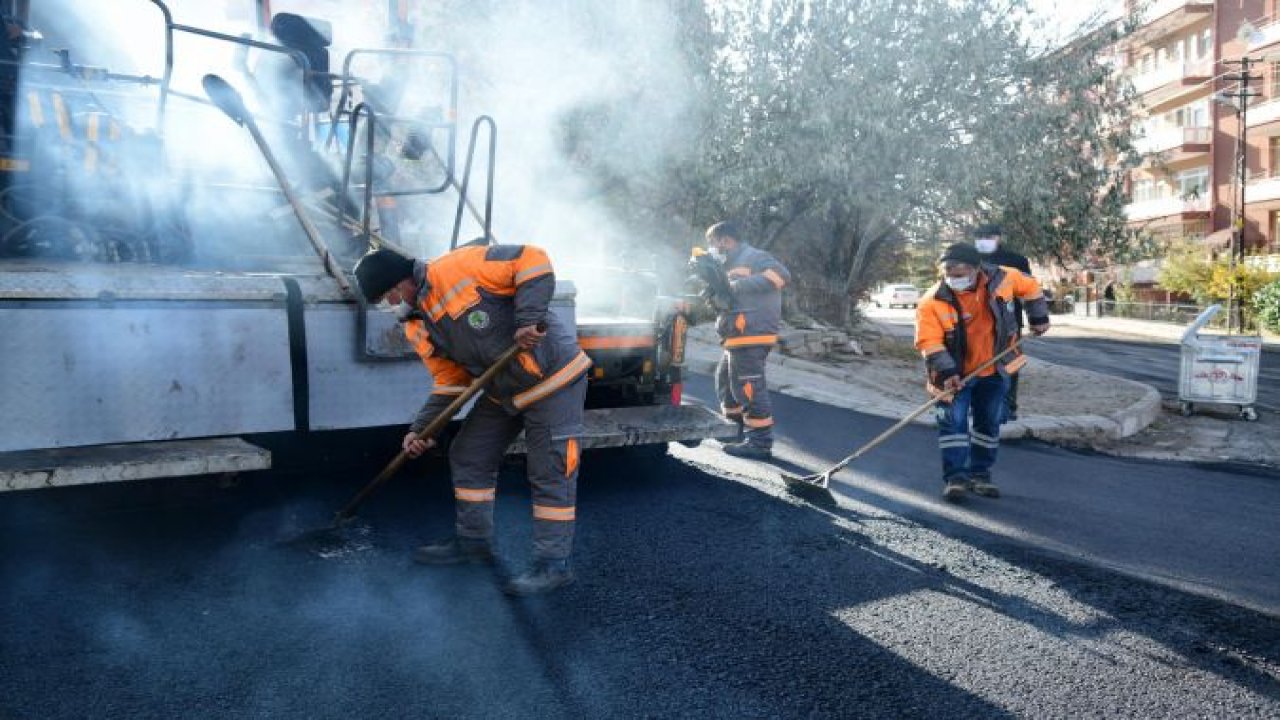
[871,283,921,308]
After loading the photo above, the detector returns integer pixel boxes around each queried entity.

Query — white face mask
[944,274,974,292]
[706,247,726,263]
[975,238,998,254]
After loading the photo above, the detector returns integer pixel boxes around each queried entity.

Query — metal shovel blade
[780,471,837,505]
[202,74,250,126]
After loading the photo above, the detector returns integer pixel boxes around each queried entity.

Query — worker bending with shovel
[915,243,1049,502]
[353,244,590,596]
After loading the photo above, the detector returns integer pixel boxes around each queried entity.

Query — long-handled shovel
[332,336,533,527]
[285,330,539,554]
[201,74,352,294]
[781,341,1023,503]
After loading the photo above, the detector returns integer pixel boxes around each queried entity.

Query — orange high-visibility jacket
[914,264,1048,385]
[402,243,590,430]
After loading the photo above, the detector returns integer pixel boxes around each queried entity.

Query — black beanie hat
[353,247,415,303]
[971,223,1002,238]
[938,242,982,267]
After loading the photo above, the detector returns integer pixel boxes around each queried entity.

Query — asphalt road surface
[2,378,1279,718]
[865,305,1279,413]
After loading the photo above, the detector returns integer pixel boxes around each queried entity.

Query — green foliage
[1159,243,1280,325]
[1114,269,1137,304]
[560,0,1136,324]
[1156,242,1215,303]
[1255,280,1280,333]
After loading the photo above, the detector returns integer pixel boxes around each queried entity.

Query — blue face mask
[945,274,974,292]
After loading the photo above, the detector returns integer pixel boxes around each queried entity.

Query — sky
[1024,0,1117,48]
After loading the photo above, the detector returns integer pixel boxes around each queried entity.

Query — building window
[1271,212,1280,252]
[1132,179,1157,203]
[1188,103,1207,127]
[1271,138,1280,178]
[1175,168,1208,199]
[1199,28,1212,58]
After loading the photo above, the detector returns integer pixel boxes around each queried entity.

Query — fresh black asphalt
[1,376,1278,718]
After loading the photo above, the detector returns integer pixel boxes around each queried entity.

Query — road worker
[972,223,1034,422]
[705,221,791,459]
[353,242,590,596]
[915,242,1049,501]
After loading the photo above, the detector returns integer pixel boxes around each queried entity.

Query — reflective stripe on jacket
[914,263,1048,383]
[403,244,590,430]
[715,243,791,348]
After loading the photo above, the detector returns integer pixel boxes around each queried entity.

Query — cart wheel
[1179,401,1194,417]
[1241,407,1259,422]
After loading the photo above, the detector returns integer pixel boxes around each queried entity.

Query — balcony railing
[1128,58,1212,95]
[1248,17,1280,51]
[1124,195,1209,221]
[1133,125,1211,154]
[1246,174,1280,203]
[1246,96,1280,127]
[1141,0,1201,25]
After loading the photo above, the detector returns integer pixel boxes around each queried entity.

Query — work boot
[503,558,575,596]
[723,441,772,460]
[966,475,1001,498]
[942,478,967,502]
[413,537,495,566]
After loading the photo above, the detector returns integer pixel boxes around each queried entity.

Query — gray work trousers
[449,375,586,560]
[715,345,774,447]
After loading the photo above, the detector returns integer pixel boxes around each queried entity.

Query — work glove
[686,249,733,311]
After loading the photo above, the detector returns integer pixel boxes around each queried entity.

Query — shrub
[1255,280,1280,334]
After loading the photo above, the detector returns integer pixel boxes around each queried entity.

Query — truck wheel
[1241,407,1259,422]
[1179,401,1194,417]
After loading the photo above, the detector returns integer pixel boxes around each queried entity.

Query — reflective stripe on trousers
[447,374,585,560]
[715,346,774,448]
[934,373,1007,482]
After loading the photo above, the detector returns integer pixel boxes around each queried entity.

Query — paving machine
[0,0,732,492]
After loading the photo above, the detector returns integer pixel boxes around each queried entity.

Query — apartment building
[1115,0,1280,256]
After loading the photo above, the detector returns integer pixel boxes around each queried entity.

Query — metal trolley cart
[1179,304,1263,421]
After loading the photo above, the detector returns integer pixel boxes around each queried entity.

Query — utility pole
[1220,57,1262,333]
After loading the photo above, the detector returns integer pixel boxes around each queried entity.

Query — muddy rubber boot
[503,558,575,596]
[966,475,1000,498]
[943,478,967,502]
[413,537,495,566]
[723,442,772,460]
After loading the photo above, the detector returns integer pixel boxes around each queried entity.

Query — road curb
[685,339,1161,443]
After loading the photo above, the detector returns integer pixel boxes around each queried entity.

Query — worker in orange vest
[354,243,590,595]
[915,242,1049,501]
[705,221,791,459]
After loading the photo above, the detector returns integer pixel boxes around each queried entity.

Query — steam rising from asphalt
[20,0,697,289]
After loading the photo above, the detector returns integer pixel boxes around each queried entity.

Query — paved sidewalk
[1054,312,1280,347]
[685,327,1161,445]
